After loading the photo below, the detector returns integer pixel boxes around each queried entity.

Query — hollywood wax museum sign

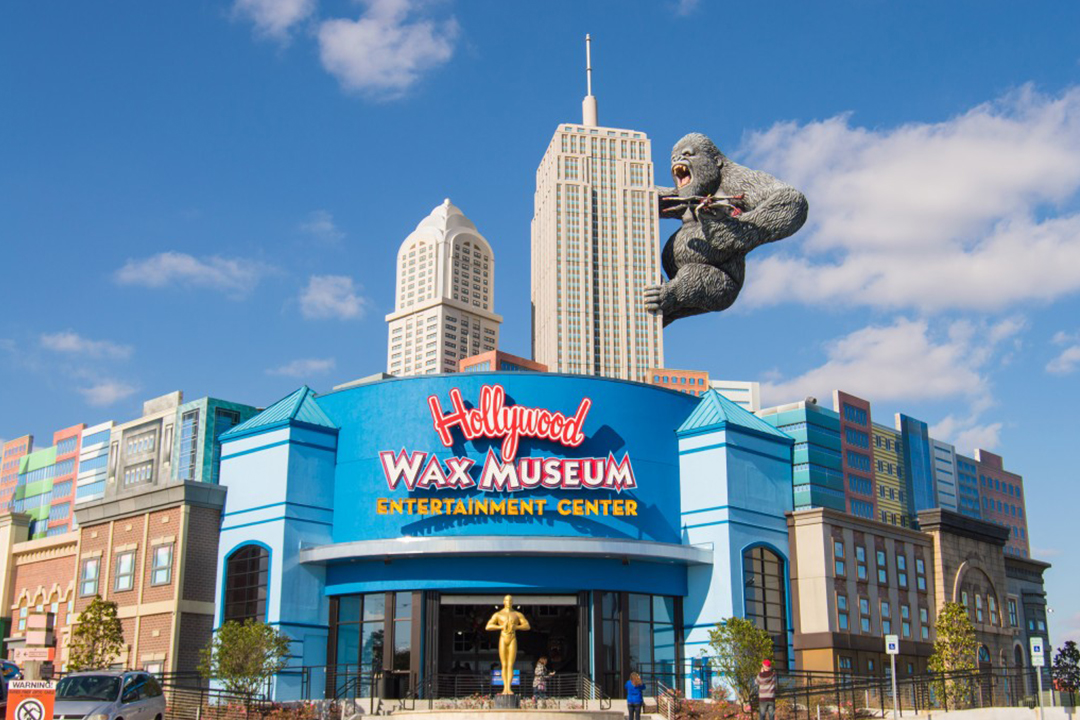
[375,385,639,517]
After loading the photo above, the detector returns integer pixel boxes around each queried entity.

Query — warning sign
[5,680,54,720]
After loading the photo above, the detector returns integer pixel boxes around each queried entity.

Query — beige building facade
[387,200,502,376]
[788,507,1029,677]
[531,109,664,382]
[788,507,937,677]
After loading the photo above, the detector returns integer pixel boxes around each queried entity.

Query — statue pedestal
[493,694,520,709]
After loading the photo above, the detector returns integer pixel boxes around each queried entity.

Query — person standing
[755,659,777,720]
[625,671,645,720]
[534,656,552,702]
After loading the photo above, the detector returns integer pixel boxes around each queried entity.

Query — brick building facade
[72,482,226,674]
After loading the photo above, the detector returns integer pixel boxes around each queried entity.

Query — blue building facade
[212,374,794,700]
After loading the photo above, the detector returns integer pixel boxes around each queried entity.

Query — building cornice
[74,481,226,526]
[299,535,714,567]
[787,507,933,545]
[916,508,1010,547]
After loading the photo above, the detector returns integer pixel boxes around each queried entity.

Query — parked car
[0,660,19,681]
[53,670,165,720]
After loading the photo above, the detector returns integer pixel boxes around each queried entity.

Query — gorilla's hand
[643,283,673,317]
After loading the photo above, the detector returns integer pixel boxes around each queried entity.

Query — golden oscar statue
[486,594,531,695]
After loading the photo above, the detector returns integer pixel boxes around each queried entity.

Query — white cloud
[1058,612,1080,646]
[299,209,345,244]
[760,316,1022,407]
[267,357,336,377]
[115,251,272,299]
[317,0,458,98]
[1047,345,1080,374]
[78,380,138,407]
[299,275,369,320]
[1030,546,1062,559]
[738,86,1080,312]
[1047,329,1080,374]
[40,331,132,360]
[233,0,315,40]
[930,413,1006,451]
[675,0,700,15]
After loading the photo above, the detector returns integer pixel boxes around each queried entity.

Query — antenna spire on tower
[582,34,598,127]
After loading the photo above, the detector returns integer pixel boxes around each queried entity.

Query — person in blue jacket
[625,671,645,720]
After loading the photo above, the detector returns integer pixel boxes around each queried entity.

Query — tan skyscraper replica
[531,36,664,381]
[387,200,503,376]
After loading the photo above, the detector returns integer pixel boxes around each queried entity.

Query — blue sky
[2,1,1080,648]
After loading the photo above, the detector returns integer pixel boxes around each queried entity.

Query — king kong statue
[644,132,808,326]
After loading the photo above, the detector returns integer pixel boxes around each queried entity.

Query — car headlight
[86,713,111,720]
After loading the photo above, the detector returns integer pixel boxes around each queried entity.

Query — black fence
[656,667,1060,720]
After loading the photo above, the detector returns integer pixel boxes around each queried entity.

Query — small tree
[708,617,774,707]
[1052,641,1079,705]
[200,619,291,698]
[67,596,125,671]
[928,602,978,708]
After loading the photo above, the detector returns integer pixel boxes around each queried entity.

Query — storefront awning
[299,535,713,566]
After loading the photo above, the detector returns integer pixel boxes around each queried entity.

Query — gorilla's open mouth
[672,163,692,188]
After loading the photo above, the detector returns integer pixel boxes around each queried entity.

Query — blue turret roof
[677,389,792,440]
[222,386,336,439]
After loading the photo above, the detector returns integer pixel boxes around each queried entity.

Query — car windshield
[56,675,121,702]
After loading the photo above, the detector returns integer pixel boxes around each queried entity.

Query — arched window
[744,546,789,670]
[1014,645,1024,667]
[224,545,268,624]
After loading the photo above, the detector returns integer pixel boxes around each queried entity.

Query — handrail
[656,680,680,720]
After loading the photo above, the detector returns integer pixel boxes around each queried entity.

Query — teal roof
[222,386,336,438]
[677,389,792,441]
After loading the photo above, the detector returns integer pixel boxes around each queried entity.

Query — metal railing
[158,675,272,720]
[656,679,681,720]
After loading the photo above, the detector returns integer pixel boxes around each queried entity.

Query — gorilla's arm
[706,167,808,255]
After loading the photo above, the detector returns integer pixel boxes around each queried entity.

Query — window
[743,546,789,669]
[882,601,892,635]
[123,462,153,486]
[919,607,930,640]
[125,430,156,456]
[80,557,100,596]
[975,594,984,622]
[988,595,998,626]
[859,597,871,633]
[56,436,78,455]
[876,550,888,584]
[18,606,27,631]
[223,545,267,623]
[856,546,868,581]
[915,558,927,591]
[1008,599,1018,627]
[114,551,136,592]
[178,410,200,482]
[151,544,173,586]
[838,595,849,631]
[839,656,853,671]
[961,590,970,617]
[897,555,908,588]
[834,540,846,576]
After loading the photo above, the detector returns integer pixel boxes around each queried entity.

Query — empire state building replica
[530,36,664,382]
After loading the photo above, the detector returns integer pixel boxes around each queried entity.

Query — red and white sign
[428,384,590,462]
[11,648,51,663]
[6,680,55,720]
[380,384,637,494]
